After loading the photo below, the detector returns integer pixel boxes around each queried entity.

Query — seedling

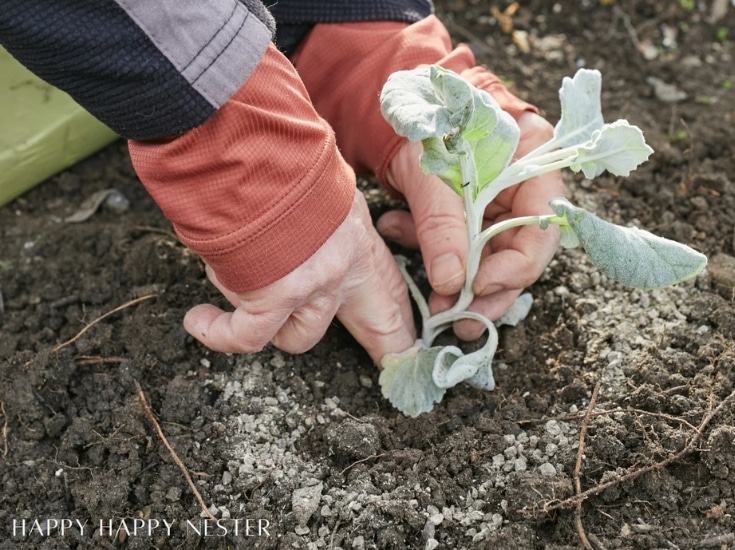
[378,67,707,417]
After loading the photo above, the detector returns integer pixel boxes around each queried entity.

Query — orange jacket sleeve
[128,44,355,293]
[291,15,536,190]
[128,17,534,294]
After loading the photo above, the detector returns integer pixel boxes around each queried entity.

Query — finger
[183,302,291,353]
[271,294,340,354]
[204,264,241,308]
[474,225,558,296]
[376,209,419,248]
[386,141,468,296]
[452,289,523,340]
[336,235,416,363]
[516,111,555,156]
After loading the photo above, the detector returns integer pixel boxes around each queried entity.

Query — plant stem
[394,256,431,322]
[422,149,485,344]
[478,214,563,250]
[475,141,585,212]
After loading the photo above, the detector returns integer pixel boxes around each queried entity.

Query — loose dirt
[2,1,735,548]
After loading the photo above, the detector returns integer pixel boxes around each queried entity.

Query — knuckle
[414,210,464,238]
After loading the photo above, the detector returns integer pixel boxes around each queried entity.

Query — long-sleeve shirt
[1,1,534,293]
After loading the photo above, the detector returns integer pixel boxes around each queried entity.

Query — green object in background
[0,47,118,207]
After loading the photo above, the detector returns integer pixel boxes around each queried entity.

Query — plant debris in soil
[1,1,735,549]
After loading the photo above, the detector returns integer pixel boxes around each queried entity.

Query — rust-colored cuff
[291,15,537,192]
[128,44,355,293]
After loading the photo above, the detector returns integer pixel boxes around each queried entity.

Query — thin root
[52,294,156,353]
[134,380,216,522]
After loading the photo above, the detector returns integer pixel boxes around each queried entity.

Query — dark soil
[2,1,735,548]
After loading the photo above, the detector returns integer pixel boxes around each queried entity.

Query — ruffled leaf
[496,292,533,327]
[433,324,498,391]
[571,120,654,178]
[380,67,454,142]
[381,65,519,197]
[554,69,605,148]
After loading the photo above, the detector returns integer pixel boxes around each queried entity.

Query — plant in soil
[378,66,708,418]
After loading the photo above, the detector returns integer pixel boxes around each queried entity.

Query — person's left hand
[377,111,563,340]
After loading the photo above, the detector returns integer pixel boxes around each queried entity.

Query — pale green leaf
[424,67,519,197]
[379,345,445,418]
[466,91,520,194]
[550,198,708,289]
[427,65,475,132]
[380,65,519,198]
[559,225,581,249]
[554,69,605,148]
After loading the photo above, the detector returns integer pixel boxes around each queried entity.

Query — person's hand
[377,111,563,340]
[183,190,416,363]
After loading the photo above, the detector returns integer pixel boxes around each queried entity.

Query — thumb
[381,141,468,296]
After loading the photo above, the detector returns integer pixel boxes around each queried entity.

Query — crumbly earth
[1,1,735,549]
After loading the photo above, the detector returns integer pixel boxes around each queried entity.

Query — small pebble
[545,420,562,436]
[539,463,557,478]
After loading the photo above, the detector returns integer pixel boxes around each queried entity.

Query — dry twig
[1,401,8,457]
[73,355,127,366]
[574,382,601,550]
[134,380,216,522]
[52,294,156,353]
[520,388,735,517]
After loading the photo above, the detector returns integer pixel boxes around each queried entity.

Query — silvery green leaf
[379,345,446,417]
[554,69,605,148]
[380,68,454,141]
[571,120,654,178]
[550,198,708,289]
[465,363,496,391]
[425,67,519,197]
[433,327,498,391]
[380,65,519,198]
[496,292,533,327]
[432,346,472,389]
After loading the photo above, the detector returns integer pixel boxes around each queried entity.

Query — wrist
[130,44,355,293]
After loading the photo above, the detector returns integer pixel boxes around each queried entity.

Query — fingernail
[430,252,463,290]
[379,224,403,241]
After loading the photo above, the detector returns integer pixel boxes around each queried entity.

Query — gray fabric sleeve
[0,0,275,140]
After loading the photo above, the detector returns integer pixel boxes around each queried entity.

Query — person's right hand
[183,190,416,364]
[378,112,562,340]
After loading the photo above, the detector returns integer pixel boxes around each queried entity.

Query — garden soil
[2,1,735,549]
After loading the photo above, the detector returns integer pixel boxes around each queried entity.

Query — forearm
[129,44,355,293]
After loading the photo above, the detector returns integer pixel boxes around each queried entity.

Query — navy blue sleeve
[0,0,275,140]
[271,0,434,55]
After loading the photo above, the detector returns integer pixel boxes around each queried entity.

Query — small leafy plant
[378,67,707,417]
